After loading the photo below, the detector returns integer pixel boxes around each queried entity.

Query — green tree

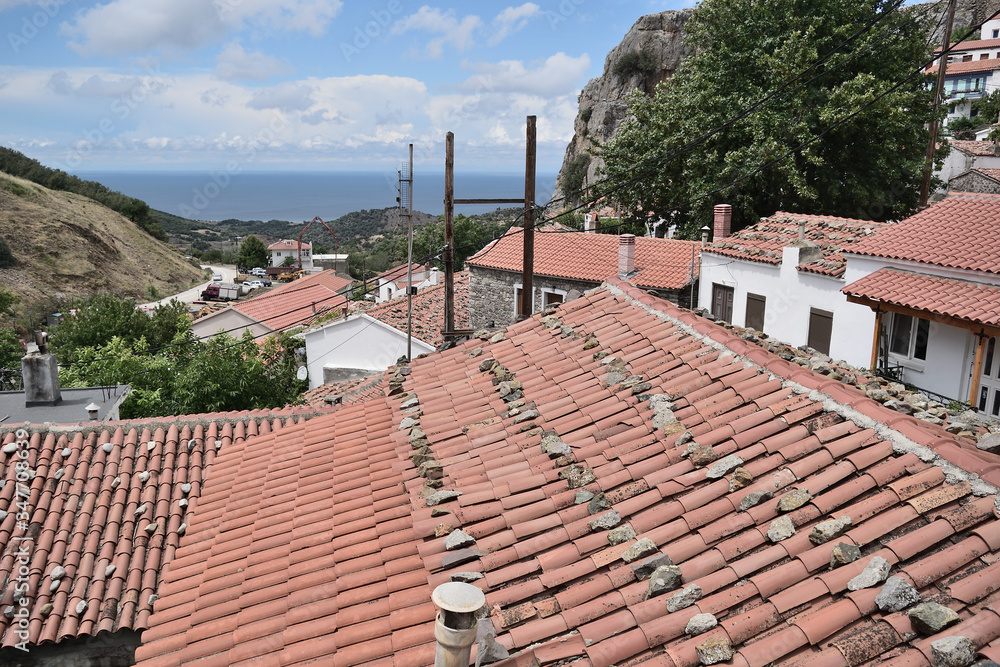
[972,90,1000,128]
[598,0,937,237]
[0,289,19,319]
[0,328,23,370]
[947,116,979,141]
[237,235,269,269]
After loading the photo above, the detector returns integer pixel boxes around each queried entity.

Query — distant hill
[0,171,205,313]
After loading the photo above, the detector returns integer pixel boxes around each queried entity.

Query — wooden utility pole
[920,0,957,207]
[444,132,455,335]
[401,143,414,360]
[519,116,537,321]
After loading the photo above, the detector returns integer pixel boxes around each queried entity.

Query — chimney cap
[85,402,101,411]
[432,582,486,614]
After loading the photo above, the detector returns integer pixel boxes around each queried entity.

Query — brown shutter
[808,308,834,355]
[746,293,766,332]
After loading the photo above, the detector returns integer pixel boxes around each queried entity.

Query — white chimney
[618,234,636,278]
[22,333,61,407]
[86,402,100,421]
[584,213,599,233]
[432,582,485,667]
[714,204,732,240]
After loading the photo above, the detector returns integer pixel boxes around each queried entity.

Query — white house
[697,205,887,367]
[374,262,440,304]
[268,239,312,270]
[842,192,1000,410]
[936,139,1000,190]
[928,31,1000,125]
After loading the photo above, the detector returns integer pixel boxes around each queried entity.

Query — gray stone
[479,358,496,372]
[875,576,921,613]
[138,471,149,483]
[417,460,444,479]
[75,600,87,615]
[884,398,917,415]
[574,489,595,505]
[180,483,192,495]
[686,442,717,467]
[450,572,485,583]
[588,492,610,515]
[444,529,476,551]
[513,410,539,424]
[809,516,852,545]
[399,416,419,430]
[104,565,115,578]
[767,516,795,543]
[830,542,861,567]
[685,613,718,636]
[102,442,114,453]
[559,465,596,488]
[400,396,420,409]
[914,411,945,426]
[589,510,622,531]
[1,443,17,455]
[489,331,506,343]
[930,636,976,667]
[777,489,812,512]
[631,552,674,580]
[866,388,890,402]
[540,432,571,457]
[425,490,462,506]
[621,537,658,563]
[645,564,683,599]
[706,454,744,480]
[582,334,599,350]
[476,617,509,666]
[675,431,694,447]
[739,490,773,511]
[904,392,930,411]
[177,523,186,536]
[498,380,523,397]
[945,421,973,435]
[3,606,14,619]
[696,637,733,665]
[977,433,1000,452]
[468,347,483,358]
[666,584,702,612]
[729,468,753,491]
[61,448,71,458]
[847,556,892,591]
[51,566,66,581]
[608,524,637,545]
[144,521,159,535]
[908,602,960,635]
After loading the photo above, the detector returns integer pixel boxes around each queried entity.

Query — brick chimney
[714,204,732,241]
[618,234,636,278]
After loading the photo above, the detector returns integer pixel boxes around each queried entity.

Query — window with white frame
[888,313,929,363]
[543,289,567,309]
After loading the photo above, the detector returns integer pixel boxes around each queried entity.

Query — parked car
[212,273,223,282]
[251,267,267,277]
[244,280,264,289]
[261,278,272,286]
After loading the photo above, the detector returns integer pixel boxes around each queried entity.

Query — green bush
[0,236,14,268]
[560,154,592,198]
[613,49,657,82]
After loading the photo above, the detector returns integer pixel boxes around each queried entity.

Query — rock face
[552,10,693,204]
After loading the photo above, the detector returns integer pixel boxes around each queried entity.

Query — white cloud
[391,6,481,59]
[458,53,590,96]
[247,82,316,112]
[489,3,540,46]
[61,0,343,56]
[215,43,292,81]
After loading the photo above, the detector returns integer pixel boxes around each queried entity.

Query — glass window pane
[889,314,912,356]
[913,319,929,360]
[985,337,996,379]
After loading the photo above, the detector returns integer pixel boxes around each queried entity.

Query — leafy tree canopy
[237,234,269,270]
[972,90,1000,127]
[598,0,937,237]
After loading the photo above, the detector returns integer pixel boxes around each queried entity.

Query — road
[140,265,237,309]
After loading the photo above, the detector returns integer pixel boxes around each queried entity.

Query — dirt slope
[0,171,205,310]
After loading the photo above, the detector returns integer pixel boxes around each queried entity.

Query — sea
[74,170,560,222]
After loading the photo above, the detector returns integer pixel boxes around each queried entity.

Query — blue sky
[0,0,704,174]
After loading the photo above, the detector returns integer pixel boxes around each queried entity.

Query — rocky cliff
[552,10,692,205]
[553,1,1000,207]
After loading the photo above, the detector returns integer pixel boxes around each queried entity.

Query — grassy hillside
[0,171,205,321]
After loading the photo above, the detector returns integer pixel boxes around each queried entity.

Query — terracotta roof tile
[360,271,470,346]
[927,57,1000,75]
[842,267,1000,326]
[847,193,1000,274]
[703,213,888,277]
[466,230,700,290]
[949,139,999,157]
[234,270,353,332]
[134,278,1000,667]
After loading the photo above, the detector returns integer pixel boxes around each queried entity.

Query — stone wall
[0,630,142,667]
[468,267,595,329]
[469,266,696,328]
[949,170,1000,194]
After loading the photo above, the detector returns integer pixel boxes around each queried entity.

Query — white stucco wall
[698,250,877,368]
[191,308,272,341]
[302,315,435,389]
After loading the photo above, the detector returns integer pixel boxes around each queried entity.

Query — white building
[697,205,887,367]
[268,239,312,271]
[700,195,1000,409]
[936,139,1000,190]
[929,31,1000,125]
[374,263,440,304]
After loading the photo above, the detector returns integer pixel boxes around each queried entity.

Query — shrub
[0,236,14,268]
[560,154,592,198]
[613,48,658,82]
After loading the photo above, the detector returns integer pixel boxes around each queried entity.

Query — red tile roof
[267,239,311,251]
[949,140,999,157]
[843,267,1000,327]
[466,230,700,290]
[302,373,385,407]
[136,278,1000,667]
[976,168,1000,182]
[927,57,1000,75]
[703,213,888,277]
[847,193,1000,275]
[936,37,1000,53]
[362,271,470,346]
[233,270,353,332]
[0,407,337,653]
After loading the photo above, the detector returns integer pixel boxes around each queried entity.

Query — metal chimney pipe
[701,226,710,245]
[432,582,486,667]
